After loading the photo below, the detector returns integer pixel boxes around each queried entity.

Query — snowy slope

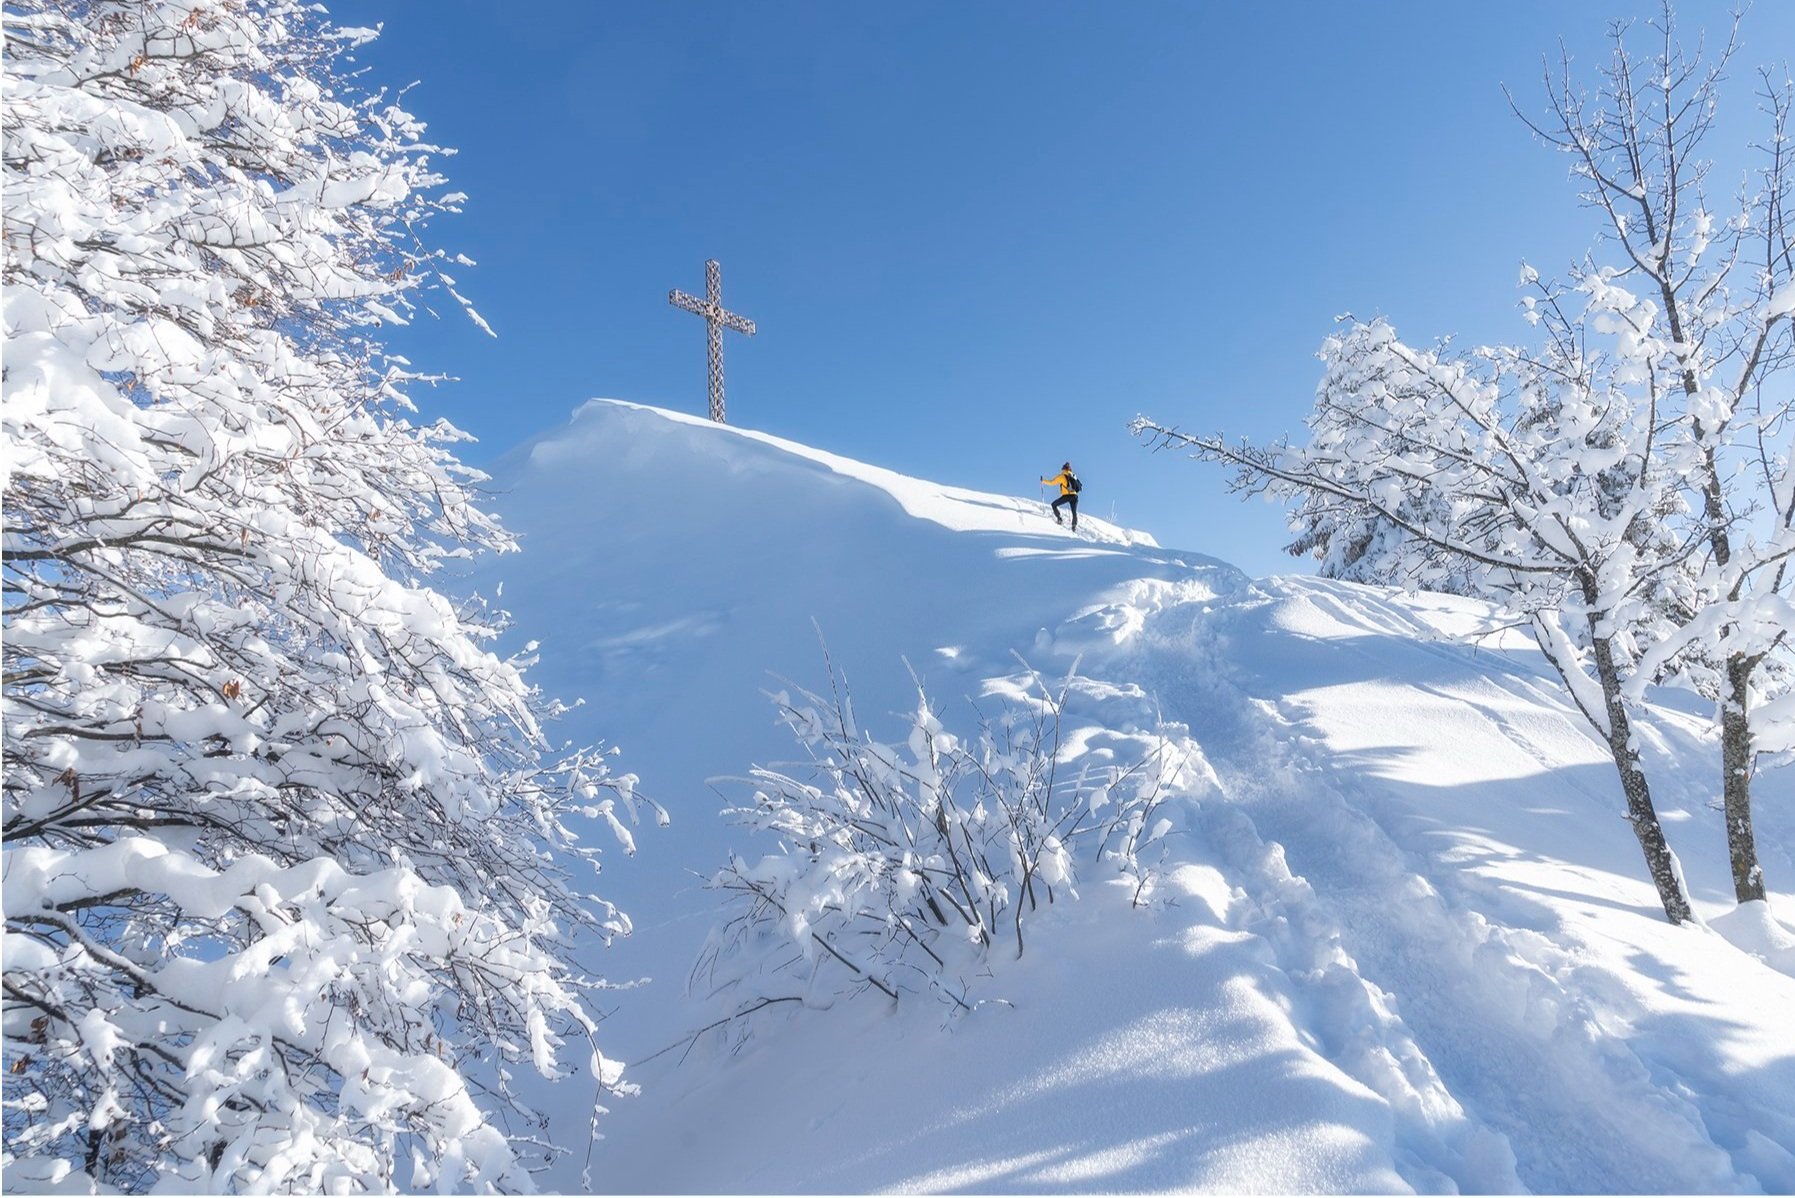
[469,400,1795,1195]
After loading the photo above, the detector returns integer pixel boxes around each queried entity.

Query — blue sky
[329,1,1793,579]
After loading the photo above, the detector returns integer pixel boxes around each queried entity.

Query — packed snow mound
[479,400,1238,886]
[469,400,1795,1195]
[515,398,1157,544]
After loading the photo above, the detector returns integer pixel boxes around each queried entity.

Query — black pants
[1052,493,1078,527]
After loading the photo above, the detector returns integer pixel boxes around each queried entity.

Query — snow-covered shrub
[3,2,648,1191]
[699,658,1191,1026]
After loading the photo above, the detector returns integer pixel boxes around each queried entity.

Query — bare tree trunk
[1721,655,1767,903]
[1588,608,1694,924]
[1666,277,1767,908]
[1599,669,1695,923]
[1604,711,1695,925]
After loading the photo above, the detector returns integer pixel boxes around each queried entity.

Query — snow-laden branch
[3,2,650,1189]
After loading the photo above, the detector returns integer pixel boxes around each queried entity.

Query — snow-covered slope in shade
[470,400,1795,1195]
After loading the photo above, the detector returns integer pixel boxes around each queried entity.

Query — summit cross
[669,258,756,424]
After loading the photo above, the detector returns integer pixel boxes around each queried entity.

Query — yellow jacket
[1042,470,1075,496]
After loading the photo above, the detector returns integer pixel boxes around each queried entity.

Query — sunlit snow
[464,400,1795,1195]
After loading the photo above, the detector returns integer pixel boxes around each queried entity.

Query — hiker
[1041,462,1081,530]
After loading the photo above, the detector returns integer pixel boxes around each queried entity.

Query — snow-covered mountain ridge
[472,400,1795,1194]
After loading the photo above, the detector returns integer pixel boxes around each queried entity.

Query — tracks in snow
[1060,574,1760,1194]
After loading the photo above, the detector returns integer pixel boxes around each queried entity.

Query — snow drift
[469,400,1795,1194]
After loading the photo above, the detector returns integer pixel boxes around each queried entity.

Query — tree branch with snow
[3,2,650,1190]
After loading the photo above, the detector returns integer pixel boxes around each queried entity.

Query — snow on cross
[669,258,757,423]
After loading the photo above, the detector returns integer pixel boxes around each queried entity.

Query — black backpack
[1066,472,1082,494]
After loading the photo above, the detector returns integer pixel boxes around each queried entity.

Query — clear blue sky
[328,1,1792,579]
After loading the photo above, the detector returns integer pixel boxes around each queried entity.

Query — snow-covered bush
[3,2,647,1190]
[698,658,1191,1028]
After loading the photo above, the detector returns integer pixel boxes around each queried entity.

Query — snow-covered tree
[1137,316,1700,924]
[1136,5,1795,924]
[1510,11,1795,908]
[3,2,647,1190]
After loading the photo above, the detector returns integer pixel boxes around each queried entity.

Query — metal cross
[669,259,756,423]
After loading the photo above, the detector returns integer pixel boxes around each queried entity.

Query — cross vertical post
[669,258,756,423]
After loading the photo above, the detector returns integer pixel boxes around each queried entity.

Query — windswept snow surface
[472,400,1795,1194]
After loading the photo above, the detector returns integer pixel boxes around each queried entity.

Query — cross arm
[669,290,757,336]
